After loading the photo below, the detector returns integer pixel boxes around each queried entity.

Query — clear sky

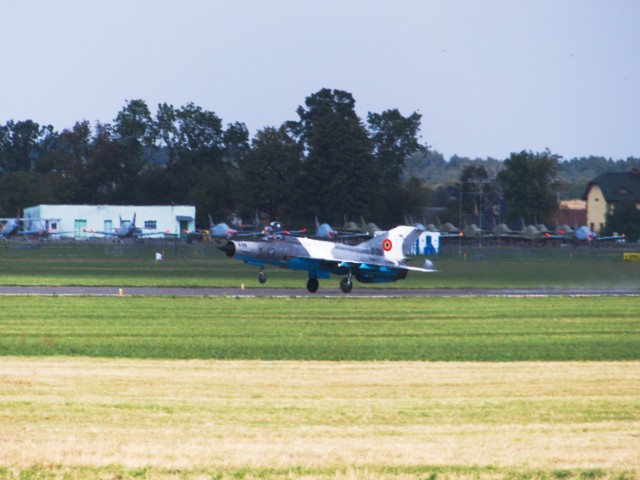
[2,0,639,160]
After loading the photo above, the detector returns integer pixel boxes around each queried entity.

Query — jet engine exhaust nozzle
[219,241,236,257]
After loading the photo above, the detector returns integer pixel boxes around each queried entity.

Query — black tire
[258,271,267,284]
[307,277,319,293]
[339,277,353,293]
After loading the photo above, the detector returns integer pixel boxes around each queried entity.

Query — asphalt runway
[0,286,637,297]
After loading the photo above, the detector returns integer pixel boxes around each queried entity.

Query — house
[556,199,587,229]
[583,169,640,233]
[22,204,195,239]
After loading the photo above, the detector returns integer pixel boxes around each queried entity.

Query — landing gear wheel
[307,277,319,293]
[339,277,353,293]
[258,271,267,284]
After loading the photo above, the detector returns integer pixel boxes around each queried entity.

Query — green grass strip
[0,464,635,480]
[1,296,638,361]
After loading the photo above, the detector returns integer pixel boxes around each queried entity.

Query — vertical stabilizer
[359,226,421,261]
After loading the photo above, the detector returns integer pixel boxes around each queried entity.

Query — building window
[145,220,157,229]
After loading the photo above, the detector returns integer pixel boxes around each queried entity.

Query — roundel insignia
[382,239,393,251]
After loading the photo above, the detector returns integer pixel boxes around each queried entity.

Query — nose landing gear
[258,268,267,284]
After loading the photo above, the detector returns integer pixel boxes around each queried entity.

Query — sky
[1,0,639,161]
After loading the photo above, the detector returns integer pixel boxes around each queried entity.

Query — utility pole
[466,178,492,248]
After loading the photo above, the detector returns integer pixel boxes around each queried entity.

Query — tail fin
[358,226,422,261]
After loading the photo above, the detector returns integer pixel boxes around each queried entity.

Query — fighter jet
[0,218,23,238]
[544,225,625,244]
[184,214,266,243]
[19,218,71,239]
[292,216,370,241]
[219,225,436,293]
[84,213,167,240]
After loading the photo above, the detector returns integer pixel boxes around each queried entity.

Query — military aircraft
[0,217,70,239]
[293,216,370,241]
[18,218,71,239]
[84,213,167,240]
[359,217,383,237]
[184,214,266,243]
[0,218,23,238]
[544,225,625,244]
[219,225,436,293]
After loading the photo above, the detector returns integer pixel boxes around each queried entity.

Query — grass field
[1,242,639,479]
[0,296,638,360]
[1,358,639,480]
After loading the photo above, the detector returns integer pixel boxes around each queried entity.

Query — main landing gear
[306,277,319,293]
[260,270,353,294]
[307,272,353,294]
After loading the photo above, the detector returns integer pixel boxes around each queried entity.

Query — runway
[0,286,637,297]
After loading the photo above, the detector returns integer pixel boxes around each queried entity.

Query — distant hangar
[23,204,195,239]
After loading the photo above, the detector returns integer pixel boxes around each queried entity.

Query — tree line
[1,88,638,233]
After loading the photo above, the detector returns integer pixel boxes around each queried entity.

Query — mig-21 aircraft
[219,225,436,293]
[0,218,24,238]
[84,213,167,240]
[289,216,370,241]
[1,217,71,239]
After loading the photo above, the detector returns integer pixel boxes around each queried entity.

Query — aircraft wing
[332,259,437,273]
[18,229,72,236]
[133,230,171,237]
[84,229,117,236]
[596,234,625,242]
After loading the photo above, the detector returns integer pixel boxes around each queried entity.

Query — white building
[23,204,195,239]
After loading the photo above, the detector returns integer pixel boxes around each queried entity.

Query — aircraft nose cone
[218,241,236,257]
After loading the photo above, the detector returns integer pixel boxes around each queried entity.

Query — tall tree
[497,150,561,223]
[367,109,424,183]
[223,121,250,169]
[84,122,124,203]
[367,109,426,224]
[0,171,55,216]
[239,126,303,222]
[164,103,238,225]
[0,120,51,173]
[293,88,381,223]
[112,99,158,203]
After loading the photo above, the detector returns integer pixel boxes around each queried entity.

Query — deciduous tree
[497,150,560,223]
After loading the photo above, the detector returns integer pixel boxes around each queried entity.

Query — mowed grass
[0,241,639,289]
[1,358,638,479]
[0,296,638,361]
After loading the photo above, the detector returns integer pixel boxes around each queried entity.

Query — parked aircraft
[294,216,370,241]
[359,217,383,237]
[219,225,436,293]
[544,225,625,244]
[0,217,70,239]
[84,214,167,240]
[184,214,268,243]
[19,218,71,239]
[0,218,23,238]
